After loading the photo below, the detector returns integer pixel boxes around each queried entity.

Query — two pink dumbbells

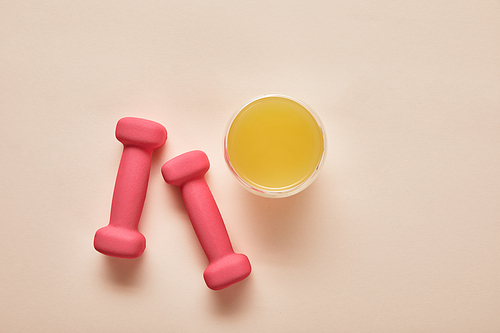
[93,117,251,290]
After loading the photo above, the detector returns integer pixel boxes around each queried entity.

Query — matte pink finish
[161,150,251,290]
[94,117,167,258]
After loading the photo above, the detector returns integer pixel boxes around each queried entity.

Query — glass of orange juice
[224,94,326,198]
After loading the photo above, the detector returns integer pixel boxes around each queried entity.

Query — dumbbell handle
[180,178,234,262]
[110,146,153,229]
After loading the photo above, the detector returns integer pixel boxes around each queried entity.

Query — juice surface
[226,96,324,191]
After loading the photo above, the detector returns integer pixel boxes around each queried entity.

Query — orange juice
[225,95,325,197]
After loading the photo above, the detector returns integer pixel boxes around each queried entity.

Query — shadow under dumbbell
[210,273,253,315]
[103,254,146,286]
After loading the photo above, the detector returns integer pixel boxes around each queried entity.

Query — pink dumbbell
[94,117,167,259]
[161,150,251,290]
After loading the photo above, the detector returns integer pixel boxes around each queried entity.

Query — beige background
[1,1,500,332]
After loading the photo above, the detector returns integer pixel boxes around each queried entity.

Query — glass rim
[223,94,326,198]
